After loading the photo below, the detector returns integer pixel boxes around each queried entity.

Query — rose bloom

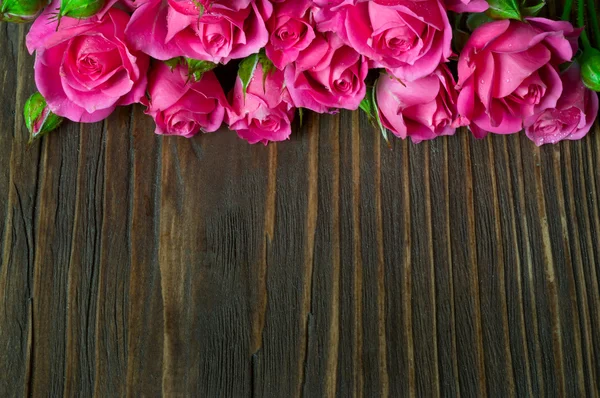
[376,66,465,143]
[227,65,295,145]
[524,64,598,145]
[143,62,227,138]
[125,0,272,63]
[285,32,368,113]
[456,18,579,138]
[314,0,452,82]
[265,0,315,69]
[26,4,149,123]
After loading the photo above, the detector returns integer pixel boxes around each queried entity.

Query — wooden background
[2,14,600,398]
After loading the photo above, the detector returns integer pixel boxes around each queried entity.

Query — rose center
[171,118,197,135]
[78,55,102,76]
[372,23,418,56]
[524,84,543,105]
[208,33,225,46]
[535,119,559,135]
[387,37,412,52]
[278,28,296,41]
[333,70,356,94]
[273,19,307,48]
[256,116,280,131]
[435,119,448,130]
[334,79,351,93]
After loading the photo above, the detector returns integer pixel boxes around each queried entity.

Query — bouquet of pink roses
[5,0,599,145]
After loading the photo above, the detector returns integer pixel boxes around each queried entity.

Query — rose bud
[524,64,599,145]
[456,18,579,138]
[581,48,600,92]
[0,0,47,23]
[376,66,465,143]
[23,92,64,143]
[227,63,295,145]
[58,0,105,19]
[143,62,228,138]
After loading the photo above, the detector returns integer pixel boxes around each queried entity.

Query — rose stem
[586,0,600,45]
[578,0,592,49]
[561,0,573,20]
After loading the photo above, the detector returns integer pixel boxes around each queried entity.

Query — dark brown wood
[2,23,600,398]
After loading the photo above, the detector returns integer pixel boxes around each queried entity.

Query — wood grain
[2,24,600,398]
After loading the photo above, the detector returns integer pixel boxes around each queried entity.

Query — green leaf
[238,53,259,98]
[466,13,494,31]
[257,51,276,90]
[359,94,373,116]
[359,81,389,144]
[486,0,522,20]
[521,0,545,17]
[186,58,217,81]
[371,80,389,144]
[164,57,183,70]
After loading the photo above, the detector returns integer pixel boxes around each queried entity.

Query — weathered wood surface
[2,18,600,397]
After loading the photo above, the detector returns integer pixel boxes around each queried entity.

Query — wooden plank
[0,23,40,398]
[409,141,440,397]
[446,134,487,397]
[125,105,165,397]
[358,117,390,398]
[379,138,413,397]
[470,136,515,396]
[157,128,272,395]
[252,114,318,397]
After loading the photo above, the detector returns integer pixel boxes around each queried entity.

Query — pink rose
[456,18,579,138]
[284,32,368,113]
[524,64,599,145]
[314,0,452,81]
[26,5,149,123]
[125,0,272,64]
[227,65,295,145]
[143,62,227,138]
[444,0,488,13]
[265,0,315,69]
[376,66,465,143]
